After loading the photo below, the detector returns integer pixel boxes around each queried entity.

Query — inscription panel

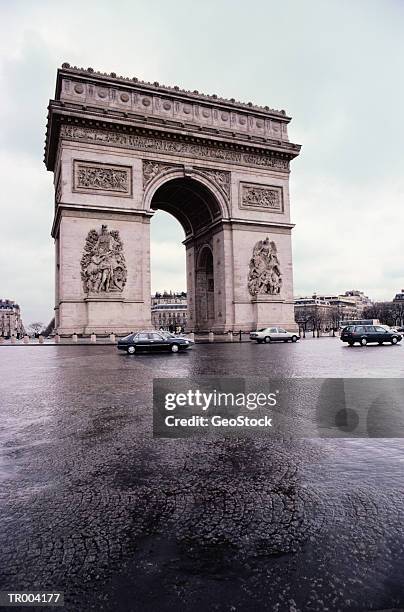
[73,160,132,197]
[240,183,283,213]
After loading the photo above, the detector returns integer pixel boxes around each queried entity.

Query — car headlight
[184,340,189,344]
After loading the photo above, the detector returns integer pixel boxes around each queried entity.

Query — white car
[250,327,299,343]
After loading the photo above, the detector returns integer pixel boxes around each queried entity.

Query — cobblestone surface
[0,339,404,611]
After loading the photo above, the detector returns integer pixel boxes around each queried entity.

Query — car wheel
[360,338,367,346]
[127,345,136,354]
[391,337,398,345]
[264,336,271,344]
[171,344,179,353]
[291,335,298,342]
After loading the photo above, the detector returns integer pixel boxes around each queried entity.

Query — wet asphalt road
[1,338,404,612]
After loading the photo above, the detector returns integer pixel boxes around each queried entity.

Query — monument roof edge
[44,104,301,171]
[56,64,292,121]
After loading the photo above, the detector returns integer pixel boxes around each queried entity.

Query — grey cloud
[1,0,404,324]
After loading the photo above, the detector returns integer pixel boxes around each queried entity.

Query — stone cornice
[51,202,152,238]
[44,66,301,170]
[45,111,300,172]
[182,217,294,246]
[56,64,290,120]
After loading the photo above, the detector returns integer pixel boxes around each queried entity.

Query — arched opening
[195,245,215,330]
[150,210,186,332]
[150,177,222,238]
[149,177,222,332]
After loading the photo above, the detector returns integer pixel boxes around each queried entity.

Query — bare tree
[295,306,315,338]
[330,305,343,336]
[28,322,44,336]
[363,302,400,327]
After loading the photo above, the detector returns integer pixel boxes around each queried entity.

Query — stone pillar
[23,335,29,344]
[90,333,97,343]
[109,333,116,343]
[54,334,60,344]
[72,333,78,343]
[208,331,214,343]
[55,211,151,336]
[39,335,44,344]
[228,331,234,342]
[188,332,195,342]
[11,336,16,344]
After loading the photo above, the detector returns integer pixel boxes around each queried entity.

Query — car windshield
[160,331,175,338]
[121,333,134,341]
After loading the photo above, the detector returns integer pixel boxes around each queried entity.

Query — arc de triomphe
[44,64,301,335]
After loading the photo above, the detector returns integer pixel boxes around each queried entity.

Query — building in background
[393,290,404,304]
[151,291,187,331]
[0,299,25,338]
[294,292,364,332]
[294,295,333,332]
[341,290,373,315]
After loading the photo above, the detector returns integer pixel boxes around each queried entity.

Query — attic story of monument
[44,64,301,335]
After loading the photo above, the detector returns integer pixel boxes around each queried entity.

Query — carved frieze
[143,160,174,188]
[241,183,283,212]
[196,167,231,197]
[73,160,132,196]
[248,237,282,297]
[61,125,290,172]
[80,224,127,294]
[59,68,292,145]
[142,159,231,198]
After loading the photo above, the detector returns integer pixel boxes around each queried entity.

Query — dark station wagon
[341,324,402,347]
[117,331,194,354]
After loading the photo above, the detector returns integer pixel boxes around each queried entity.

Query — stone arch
[195,244,215,331]
[143,167,230,237]
[147,174,224,331]
[45,65,301,336]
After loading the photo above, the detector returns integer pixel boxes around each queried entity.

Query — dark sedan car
[341,324,402,346]
[117,331,194,354]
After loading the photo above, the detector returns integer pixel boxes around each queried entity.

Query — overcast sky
[1,0,403,324]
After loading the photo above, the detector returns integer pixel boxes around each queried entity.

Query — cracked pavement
[1,339,404,611]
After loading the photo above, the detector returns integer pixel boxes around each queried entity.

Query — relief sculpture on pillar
[81,225,127,294]
[248,237,282,296]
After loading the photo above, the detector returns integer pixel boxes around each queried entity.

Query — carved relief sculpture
[81,225,127,294]
[143,160,171,188]
[196,168,231,197]
[73,161,131,196]
[248,237,282,297]
[241,184,282,211]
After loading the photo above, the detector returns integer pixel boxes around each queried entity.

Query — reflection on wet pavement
[0,339,404,611]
